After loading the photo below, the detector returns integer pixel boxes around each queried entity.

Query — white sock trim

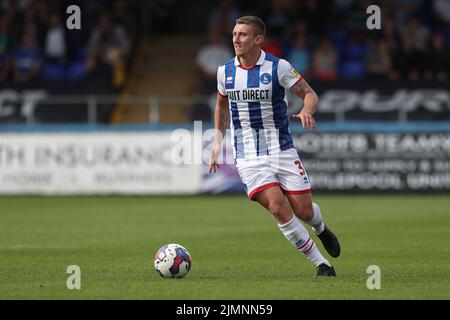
[311,203,325,234]
[277,214,296,228]
[277,215,329,267]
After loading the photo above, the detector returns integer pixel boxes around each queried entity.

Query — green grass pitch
[0,195,449,299]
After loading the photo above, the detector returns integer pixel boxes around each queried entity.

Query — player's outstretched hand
[292,111,316,130]
[208,144,220,173]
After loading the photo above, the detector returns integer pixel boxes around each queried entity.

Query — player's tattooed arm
[214,93,230,141]
[290,79,319,130]
[209,93,229,173]
[290,78,319,109]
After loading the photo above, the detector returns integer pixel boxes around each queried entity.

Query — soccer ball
[154,243,191,278]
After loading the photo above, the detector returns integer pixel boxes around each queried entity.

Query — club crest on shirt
[260,73,272,84]
[290,68,301,78]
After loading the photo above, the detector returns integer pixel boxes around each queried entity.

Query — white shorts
[236,148,312,201]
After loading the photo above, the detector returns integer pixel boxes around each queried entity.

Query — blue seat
[41,62,65,80]
[344,43,367,60]
[440,27,450,43]
[66,61,86,81]
[339,60,365,79]
[328,27,349,44]
[334,42,348,59]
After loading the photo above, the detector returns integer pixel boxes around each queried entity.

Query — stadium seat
[66,61,86,81]
[328,27,349,44]
[41,62,65,80]
[440,27,450,43]
[334,42,348,59]
[328,28,349,57]
[339,59,366,79]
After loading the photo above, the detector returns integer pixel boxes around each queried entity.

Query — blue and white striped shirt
[217,50,302,160]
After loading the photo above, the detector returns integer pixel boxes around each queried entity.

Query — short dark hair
[235,16,265,37]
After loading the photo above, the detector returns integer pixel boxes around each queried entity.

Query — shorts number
[294,160,305,176]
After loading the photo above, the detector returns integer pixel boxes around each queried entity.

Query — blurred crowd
[2,0,449,92]
[196,0,450,90]
[0,0,138,88]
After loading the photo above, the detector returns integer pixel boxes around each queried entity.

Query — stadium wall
[2,80,449,124]
[1,122,450,195]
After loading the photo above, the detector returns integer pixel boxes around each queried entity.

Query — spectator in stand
[297,0,331,37]
[261,32,284,58]
[433,0,450,27]
[401,16,429,51]
[264,0,291,36]
[0,11,9,53]
[86,12,130,87]
[311,37,337,81]
[11,29,42,82]
[402,40,423,81]
[365,37,392,80]
[0,12,10,82]
[81,0,102,36]
[112,0,135,43]
[400,16,429,80]
[288,32,310,76]
[65,0,97,62]
[425,33,449,81]
[195,28,233,94]
[0,50,9,82]
[344,0,372,32]
[382,15,402,45]
[21,3,47,48]
[44,12,66,62]
[293,19,309,35]
[333,0,354,16]
[3,0,24,49]
[387,37,407,80]
[396,0,423,25]
[208,0,241,40]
